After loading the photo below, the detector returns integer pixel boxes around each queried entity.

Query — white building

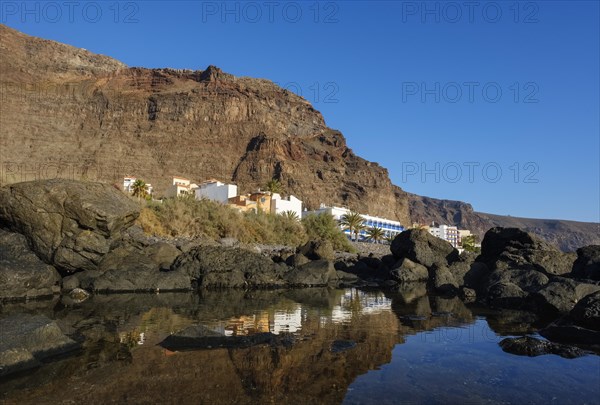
[167,176,198,197]
[270,193,303,218]
[195,179,238,204]
[428,224,460,248]
[123,176,153,196]
[303,204,404,239]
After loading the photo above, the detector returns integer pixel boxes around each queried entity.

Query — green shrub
[302,213,355,252]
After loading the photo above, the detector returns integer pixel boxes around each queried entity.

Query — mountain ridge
[0,24,597,251]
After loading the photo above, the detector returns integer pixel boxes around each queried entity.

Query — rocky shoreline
[1,179,599,378]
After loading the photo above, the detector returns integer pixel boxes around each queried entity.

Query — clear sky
[2,1,599,222]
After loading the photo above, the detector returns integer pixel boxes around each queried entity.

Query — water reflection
[0,289,598,405]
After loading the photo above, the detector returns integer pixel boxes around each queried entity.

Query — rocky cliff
[0,24,597,251]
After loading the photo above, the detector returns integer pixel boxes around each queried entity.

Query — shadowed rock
[571,245,600,281]
[0,179,139,273]
[0,229,61,300]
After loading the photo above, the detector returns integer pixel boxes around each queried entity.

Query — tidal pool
[1,288,598,404]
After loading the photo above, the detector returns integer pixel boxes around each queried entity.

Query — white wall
[196,182,238,204]
[271,194,303,218]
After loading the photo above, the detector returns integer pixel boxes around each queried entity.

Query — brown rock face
[0,24,410,225]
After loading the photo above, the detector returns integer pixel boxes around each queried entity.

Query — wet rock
[0,179,139,273]
[499,336,586,358]
[571,245,600,281]
[390,229,459,267]
[0,229,61,300]
[285,260,337,287]
[0,314,80,377]
[159,325,277,351]
[531,278,600,314]
[172,245,287,288]
[390,258,429,283]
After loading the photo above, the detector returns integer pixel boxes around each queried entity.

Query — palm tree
[281,210,299,221]
[366,227,385,244]
[265,179,284,194]
[131,179,148,200]
[339,211,365,241]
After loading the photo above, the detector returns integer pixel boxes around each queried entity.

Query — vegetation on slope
[137,196,354,252]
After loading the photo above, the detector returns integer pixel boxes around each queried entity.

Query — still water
[1,288,599,404]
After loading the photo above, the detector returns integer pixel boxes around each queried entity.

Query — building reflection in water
[207,289,393,337]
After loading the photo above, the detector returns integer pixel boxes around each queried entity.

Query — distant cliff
[0,24,597,251]
[409,194,600,251]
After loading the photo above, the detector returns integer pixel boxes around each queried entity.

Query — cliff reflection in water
[2,287,594,405]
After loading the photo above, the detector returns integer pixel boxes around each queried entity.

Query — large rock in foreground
[0,229,61,300]
[0,180,140,272]
[0,314,80,377]
[390,229,459,267]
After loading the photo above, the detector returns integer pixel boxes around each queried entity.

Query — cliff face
[0,24,597,251]
[0,24,411,225]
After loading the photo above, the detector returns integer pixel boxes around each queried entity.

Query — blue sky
[2,1,599,222]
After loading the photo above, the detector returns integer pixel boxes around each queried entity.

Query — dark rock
[429,265,459,295]
[531,278,600,314]
[390,229,460,267]
[462,262,491,292]
[487,268,549,294]
[569,291,600,331]
[286,253,311,267]
[479,227,575,277]
[0,229,61,300]
[390,258,429,283]
[499,336,586,358]
[92,267,192,293]
[0,179,139,272]
[447,255,475,286]
[487,282,528,309]
[145,242,181,271]
[160,325,277,351]
[172,245,287,288]
[0,314,80,377]
[285,260,337,286]
[297,240,334,261]
[540,319,600,346]
[330,340,357,353]
[571,245,600,281]
[358,255,382,270]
